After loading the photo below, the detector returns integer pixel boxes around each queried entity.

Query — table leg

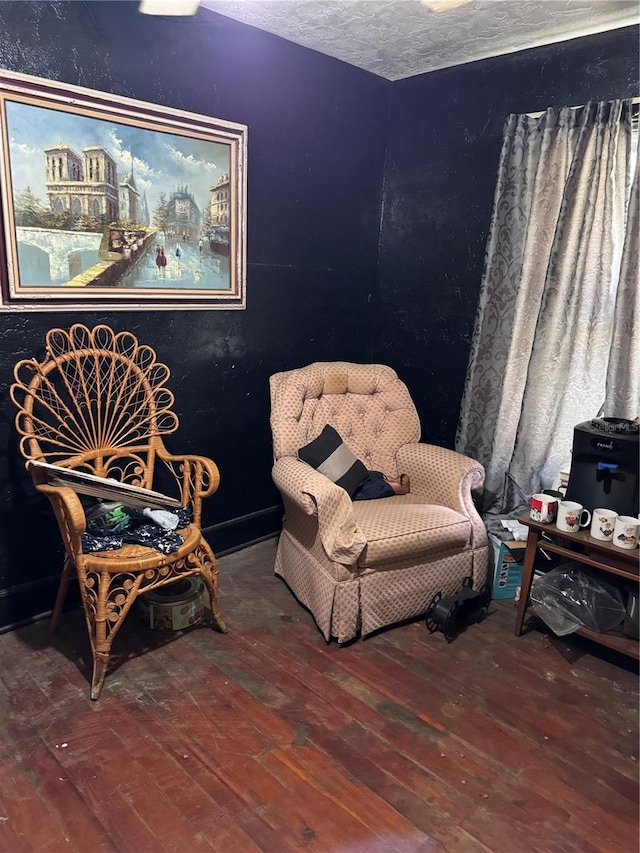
[515,527,540,636]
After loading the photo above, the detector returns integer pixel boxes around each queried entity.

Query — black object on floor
[426,576,491,642]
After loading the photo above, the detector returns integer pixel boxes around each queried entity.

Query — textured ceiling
[200,0,640,81]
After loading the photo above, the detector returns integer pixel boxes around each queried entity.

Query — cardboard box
[490,535,527,600]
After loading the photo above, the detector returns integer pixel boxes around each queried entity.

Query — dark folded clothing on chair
[353,471,402,501]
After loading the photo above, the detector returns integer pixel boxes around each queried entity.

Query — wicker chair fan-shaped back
[12,324,179,489]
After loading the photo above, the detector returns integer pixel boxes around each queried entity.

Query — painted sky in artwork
[4,99,230,220]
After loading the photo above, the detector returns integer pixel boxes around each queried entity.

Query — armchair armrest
[272,457,366,564]
[396,443,486,546]
[157,445,220,526]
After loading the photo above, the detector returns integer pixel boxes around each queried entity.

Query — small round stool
[138,577,205,631]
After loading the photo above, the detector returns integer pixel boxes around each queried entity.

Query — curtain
[604,142,640,416]
[456,100,636,514]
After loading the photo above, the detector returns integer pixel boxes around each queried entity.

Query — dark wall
[0,1,389,628]
[374,26,639,449]
[0,4,636,631]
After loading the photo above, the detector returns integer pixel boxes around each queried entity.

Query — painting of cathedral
[0,70,247,310]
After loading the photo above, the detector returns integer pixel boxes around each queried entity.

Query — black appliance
[564,418,639,517]
[425,576,491,642]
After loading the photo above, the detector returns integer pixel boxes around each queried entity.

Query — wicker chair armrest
[157,448,220,497]
[31,480,87,557]
[272,457,366,564]
[156,446,220,526]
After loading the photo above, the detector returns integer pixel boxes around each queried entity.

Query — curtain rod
[526,95,640,119]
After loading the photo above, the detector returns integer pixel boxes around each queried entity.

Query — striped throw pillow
[297,425,368,497]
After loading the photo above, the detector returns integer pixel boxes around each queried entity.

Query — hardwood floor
[0,538,637,852]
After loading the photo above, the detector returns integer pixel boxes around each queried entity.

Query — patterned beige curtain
[604,143,639,416]
[456,100,636,514]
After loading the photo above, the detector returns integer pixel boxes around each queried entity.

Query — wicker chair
[269,361,489,643]
[11,324,226,699]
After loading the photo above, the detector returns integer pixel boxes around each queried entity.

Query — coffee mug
[590,508,618,541]
[530,493,558,523]
[556,500,591,533]
[612,515,640,549]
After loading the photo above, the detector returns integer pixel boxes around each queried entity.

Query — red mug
[530,493,558,523]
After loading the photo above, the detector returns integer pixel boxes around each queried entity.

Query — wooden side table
[514,513,639,659]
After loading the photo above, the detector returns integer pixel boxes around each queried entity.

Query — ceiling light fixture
[421,0,474,12]
[139,0,200,16]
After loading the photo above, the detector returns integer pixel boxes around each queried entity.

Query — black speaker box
[565,418,639,517]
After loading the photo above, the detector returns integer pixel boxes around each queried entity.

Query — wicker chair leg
[84,572,140,700]
[198,539,228,633]
[90,652,110,700]
[51,556,75,629]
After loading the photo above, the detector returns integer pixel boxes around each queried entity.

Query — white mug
[590,508,618,541]
[612,515,640,550]
[556,500,591,534]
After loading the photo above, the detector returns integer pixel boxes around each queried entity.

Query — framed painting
[0,70,247,311]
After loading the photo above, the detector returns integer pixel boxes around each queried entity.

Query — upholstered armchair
[269,362,488,643]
